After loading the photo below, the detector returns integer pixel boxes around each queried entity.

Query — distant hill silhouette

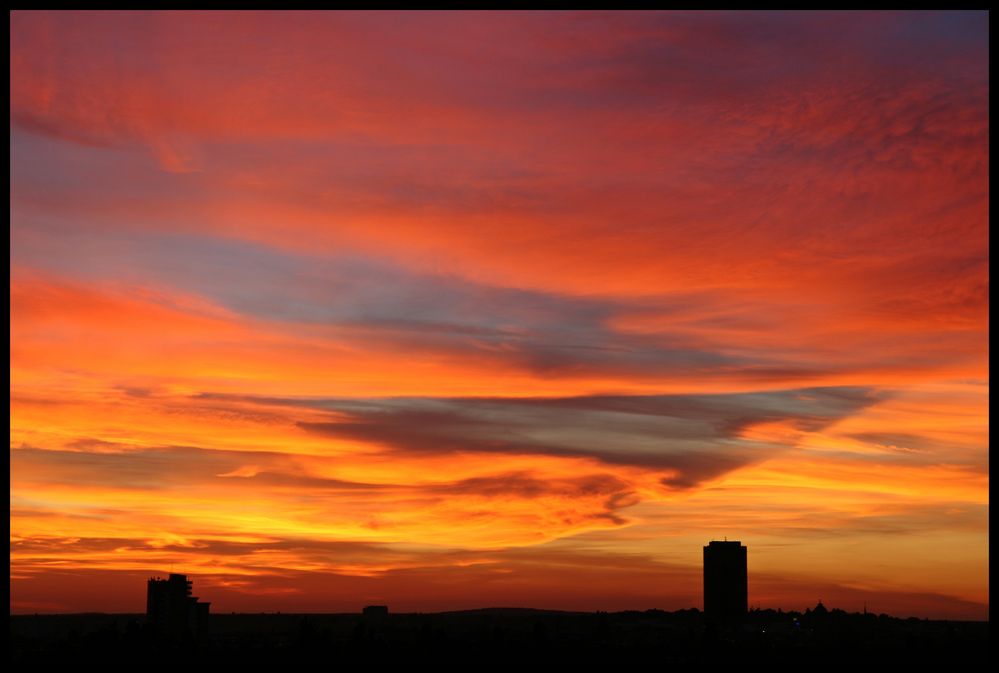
[439,607,585,616]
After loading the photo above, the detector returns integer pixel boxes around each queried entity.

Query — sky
[9,10,988,619]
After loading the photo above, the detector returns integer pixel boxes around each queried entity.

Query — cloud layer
[10,11,988,618]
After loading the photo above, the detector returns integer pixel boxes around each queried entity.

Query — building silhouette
[146,573,210,642]
[703,540,747,628]
[363,605,389,618]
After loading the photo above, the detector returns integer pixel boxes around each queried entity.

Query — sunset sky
[10,11,988,619]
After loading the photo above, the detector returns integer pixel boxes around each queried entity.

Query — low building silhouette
[703,540,747,628]
[362,605,389,618]
[146,573,210,642]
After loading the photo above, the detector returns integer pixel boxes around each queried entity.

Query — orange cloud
[9,10,988,618]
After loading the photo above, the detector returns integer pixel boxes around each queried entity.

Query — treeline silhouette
[10,605,988,665]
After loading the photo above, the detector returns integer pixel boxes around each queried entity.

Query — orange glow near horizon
[10,11,988,619]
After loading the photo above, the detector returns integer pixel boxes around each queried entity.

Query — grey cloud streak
[267,386,881,488]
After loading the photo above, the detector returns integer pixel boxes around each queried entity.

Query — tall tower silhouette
[147,573,211,642]
[703,540,747,628]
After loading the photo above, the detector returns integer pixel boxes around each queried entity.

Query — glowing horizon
[10,10,988,619]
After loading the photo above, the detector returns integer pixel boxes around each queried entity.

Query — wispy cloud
[9,10,987,617]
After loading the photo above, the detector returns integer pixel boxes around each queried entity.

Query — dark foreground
[10,608,989,666]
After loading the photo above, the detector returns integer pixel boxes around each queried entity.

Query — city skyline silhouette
[11,558,989,666]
